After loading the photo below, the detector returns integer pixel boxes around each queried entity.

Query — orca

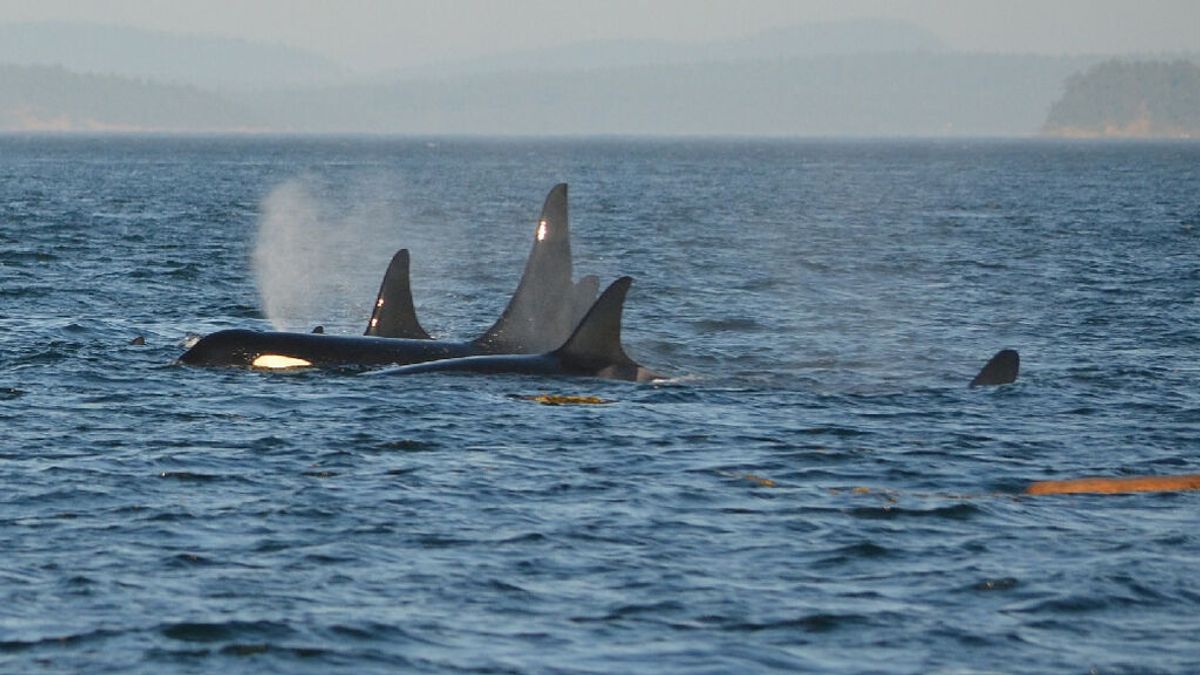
[969,349,1019,387]
[179,327,480,369]
[373,277,661,382]
[180,183,598,369]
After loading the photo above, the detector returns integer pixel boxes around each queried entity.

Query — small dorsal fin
[475,183,577,352]
[969,349,1019,387]
[554,276,637,371]
[364,249,432,339]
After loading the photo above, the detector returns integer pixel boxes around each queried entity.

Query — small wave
[145,644,333,662]
[415,534,470,548]
[832,541,892,559]
[726,612,871,633]
[572,600,686,623]
[158,471,225,482]
[165,553,216,568]
[972,577,1020,592]
[691,317,768,332]
[0,250,58,264]
[489,532,547,545]
[848,502,982,520]
[0,628,119,652]
[797,425,874,437]
[378,439,440,452]
[160,620,295,644]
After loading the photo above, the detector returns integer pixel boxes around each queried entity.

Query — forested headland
[1043,60,1200,138]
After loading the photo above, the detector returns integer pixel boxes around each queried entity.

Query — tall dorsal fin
[475,183,577,352]
[969,349,1019,387]
[554,276,637,371]
[364,249,432,339]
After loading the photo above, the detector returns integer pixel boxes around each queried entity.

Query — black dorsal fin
[969,349,1020,387]
[475,183,577,352]
[553,276,637,372]
[364,249,432,339]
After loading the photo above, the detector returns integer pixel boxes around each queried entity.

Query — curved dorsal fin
[969,349,1019,387]
[475,183,577,352]
[364,249,432,339]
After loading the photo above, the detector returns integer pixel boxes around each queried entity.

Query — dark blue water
[2,136,1199,673]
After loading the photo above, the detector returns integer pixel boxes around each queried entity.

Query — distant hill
[1044,59,1200,137]
[0,64,259,132]
[4,18,1193,137]
[254,53,1098,136]
[389,18,946,78]
[0,21,347,88]
[0,53,1108,137]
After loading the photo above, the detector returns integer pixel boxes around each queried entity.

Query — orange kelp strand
[1026,474,1200,495]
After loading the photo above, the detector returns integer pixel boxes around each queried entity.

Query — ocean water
[1,136,1198,673]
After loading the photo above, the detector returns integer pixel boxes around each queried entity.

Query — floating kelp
[1026,474,1200,495]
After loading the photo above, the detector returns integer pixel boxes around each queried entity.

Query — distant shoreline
[1,130,1198,143]
[1042,127,1197,140]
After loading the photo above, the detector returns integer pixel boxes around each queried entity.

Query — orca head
[179,329,264,367]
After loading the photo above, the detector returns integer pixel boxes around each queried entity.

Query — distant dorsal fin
[569,274,601,331]
[364,249,432,339]
[970,349,1019,387]
[554,276,637,372]
[475,183,577,352]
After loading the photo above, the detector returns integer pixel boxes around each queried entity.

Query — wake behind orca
[180,184,599,369]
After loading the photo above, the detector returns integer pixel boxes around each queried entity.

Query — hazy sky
[1,0,1196,72]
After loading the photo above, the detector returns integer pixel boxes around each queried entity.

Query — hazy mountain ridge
[0,21,346,88]
[255,53,1099,136]
[0,20,1195,136]
[0,64,260,132]
[387,18,947,79]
